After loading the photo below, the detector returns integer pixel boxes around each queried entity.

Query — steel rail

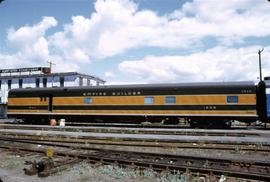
[0,124,268,137]
[0,129,269,147]
[0,135,269,154]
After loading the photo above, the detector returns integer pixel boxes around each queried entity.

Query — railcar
[7,81,268,127]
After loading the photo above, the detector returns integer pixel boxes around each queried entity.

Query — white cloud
[119,46,270,83]
[7,16,57,49]
[1,0,270,81]
[105,71,116,78]
[172,0,270,44]
[1,16,81,72]
[0,17,57,69]
[47,0,270,60]
[0,54,24,68]
[69,48,89,63]
[48,55,80,72]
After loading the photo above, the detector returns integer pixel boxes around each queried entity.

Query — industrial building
[0,67,105,118]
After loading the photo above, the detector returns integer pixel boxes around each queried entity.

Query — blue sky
[0,0,270,84]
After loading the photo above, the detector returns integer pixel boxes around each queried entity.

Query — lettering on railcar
[82,91,142,96]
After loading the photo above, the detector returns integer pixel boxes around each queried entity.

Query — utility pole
[258,48,264,82]
[258,48,268,128]
[47,60,56,73]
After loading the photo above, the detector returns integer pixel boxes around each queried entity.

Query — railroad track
[0,124,269,180]
[0,134,269,155]
[0,137,269,181]
[0,128,269,144]
[0,127,269,155]
[0,123,269,137]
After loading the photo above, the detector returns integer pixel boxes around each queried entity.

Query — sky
[0,0,270,84]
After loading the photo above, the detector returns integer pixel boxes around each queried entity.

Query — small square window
[227,96,238,103]
[19,79,23,88]
[144,97,154,104]
[165,96,176,104]
[84,98,92,104]
[8,80,12,89]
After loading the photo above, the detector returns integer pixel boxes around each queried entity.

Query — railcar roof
[9,81,255,94]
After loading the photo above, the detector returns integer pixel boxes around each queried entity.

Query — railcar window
[165,96,176,104]
[8,80,12,89]
[19,79,23,88]
[60,77,64,87]
[84,98,92,104]
[43,78,47,88]
[36,78,40,88]
[144,97,154,104]
[227,96,238,103]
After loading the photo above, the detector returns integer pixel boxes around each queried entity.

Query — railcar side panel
[7,82,259,124]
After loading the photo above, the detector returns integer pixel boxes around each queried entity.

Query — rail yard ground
[1,150,184,182]
[0,150,188,182]
[0,150,238,182]
[0,121,269,181]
